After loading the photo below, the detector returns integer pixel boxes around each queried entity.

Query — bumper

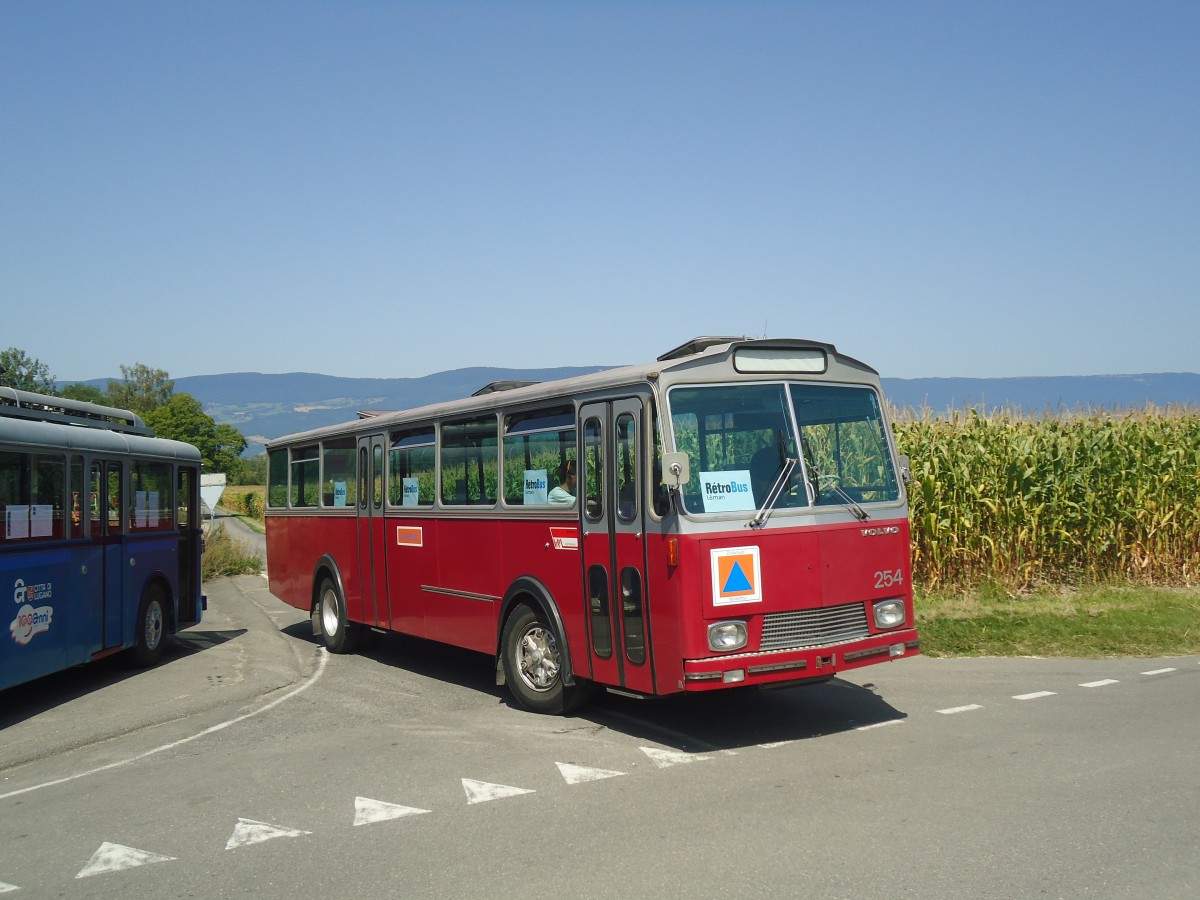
[682,628,920,691]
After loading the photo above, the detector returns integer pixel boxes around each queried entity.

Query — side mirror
[662,451,690,489]
[897,454,912,485]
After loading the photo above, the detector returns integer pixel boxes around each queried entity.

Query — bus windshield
[668,382,900,516]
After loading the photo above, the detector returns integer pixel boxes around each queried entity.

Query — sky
[2,1,1197,383]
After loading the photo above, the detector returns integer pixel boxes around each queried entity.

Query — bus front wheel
[131,585,167,667]
[501,604,588,715]
[318,577,360,654]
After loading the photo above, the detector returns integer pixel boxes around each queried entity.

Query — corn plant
[894,406,1200,589]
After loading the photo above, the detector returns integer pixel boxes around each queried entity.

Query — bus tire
[132,584,168,667]
[501,604,587,715]
[318,576,360,654]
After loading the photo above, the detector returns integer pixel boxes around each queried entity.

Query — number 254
[874,569,904,589]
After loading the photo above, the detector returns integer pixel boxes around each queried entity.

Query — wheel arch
[496,576,577,687]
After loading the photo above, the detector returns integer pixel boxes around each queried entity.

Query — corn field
[894,407,1200,589]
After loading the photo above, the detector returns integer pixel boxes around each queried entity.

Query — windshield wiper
[816,472,869,522]
[747,457,798,529]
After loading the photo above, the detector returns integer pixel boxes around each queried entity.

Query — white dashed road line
[1012,691,1057,700]
[937,704,983,715]
[1080,679,1120,688]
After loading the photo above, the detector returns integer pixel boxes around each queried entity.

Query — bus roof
[0,388,201,462]
[266,336,880,448]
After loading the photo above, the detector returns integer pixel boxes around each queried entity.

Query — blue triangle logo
[722,561,753,594]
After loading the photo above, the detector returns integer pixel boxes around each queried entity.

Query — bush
[202,525,262,579]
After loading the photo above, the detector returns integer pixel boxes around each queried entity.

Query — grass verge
[916,582,1200,657]
[201,525,262,580]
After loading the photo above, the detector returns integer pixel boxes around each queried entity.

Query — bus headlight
[873,599,906,629]
[708,621,748,652]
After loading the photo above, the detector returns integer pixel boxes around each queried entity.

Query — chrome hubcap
[321,588,339,635]
[516,625,560,693]
[144,600,163,650]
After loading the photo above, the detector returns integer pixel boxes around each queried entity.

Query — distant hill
[74,368,1200,454]
[880,373,1200,415]
[171,366,609,450]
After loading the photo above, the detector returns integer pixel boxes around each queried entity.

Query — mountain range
[151,368,1200,454]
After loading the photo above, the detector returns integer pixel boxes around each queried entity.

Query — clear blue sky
[3,1,1197,382]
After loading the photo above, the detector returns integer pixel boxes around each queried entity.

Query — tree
[0,347,56,393]
[144,393,247,474]
[230,453,268,486]
[57,382,109,404]
[107,363,174,414]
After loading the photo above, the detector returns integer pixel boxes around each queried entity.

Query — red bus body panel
[267,511,918,696]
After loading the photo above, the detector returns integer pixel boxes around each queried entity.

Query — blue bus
[1,387,205,692]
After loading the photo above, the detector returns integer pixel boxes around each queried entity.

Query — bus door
[579,398,655,695]
[356,434,389,629]
[93,460,125,649]
[176,465,201,626]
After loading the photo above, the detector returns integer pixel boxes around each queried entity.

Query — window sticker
[333,481,348,507]
[30,505,53,537]
[711,546,763,606]
[401,478,419,507]
[698,471,755,512]
[6,506,30,540]
[524,469,548,505]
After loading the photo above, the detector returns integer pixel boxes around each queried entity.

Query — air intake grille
[760,603,870,652]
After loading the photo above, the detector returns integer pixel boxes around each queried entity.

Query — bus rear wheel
[317,577,360,654]
[501,604,588,715]
[131,585,167,667]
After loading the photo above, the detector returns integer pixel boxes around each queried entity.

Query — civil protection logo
[710,546,762,606]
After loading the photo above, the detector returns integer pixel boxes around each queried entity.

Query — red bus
[265,337,919,713]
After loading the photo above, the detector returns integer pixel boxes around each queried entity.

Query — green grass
[201,525,262,579]
[916,582,1200,657]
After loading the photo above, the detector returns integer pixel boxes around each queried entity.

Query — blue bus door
[101,461,125,649]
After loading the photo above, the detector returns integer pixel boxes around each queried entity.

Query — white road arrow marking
[555,762,626,784]
[640,746,713,769]
[76,842,175,878]
[225,818,311,850]
[461,779,535,804]
[0,881,19,893]
[353,797,431,826]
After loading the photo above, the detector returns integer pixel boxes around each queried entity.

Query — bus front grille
[760,603,870,652]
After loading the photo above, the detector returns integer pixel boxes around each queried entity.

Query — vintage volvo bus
[265,337,918,713]
[1,388,205,692]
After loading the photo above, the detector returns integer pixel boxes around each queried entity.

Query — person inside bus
[548,459,576,504]
[750,445,782,505]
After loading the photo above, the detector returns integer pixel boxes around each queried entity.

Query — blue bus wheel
[132,586,167,667]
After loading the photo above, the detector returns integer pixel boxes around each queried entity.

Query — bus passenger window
[502,407,575,507]
[389,427,436,507]
[321,438,356,507]
[440,416,498,506]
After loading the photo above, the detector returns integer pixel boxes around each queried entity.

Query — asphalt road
[1,575,1197,898]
